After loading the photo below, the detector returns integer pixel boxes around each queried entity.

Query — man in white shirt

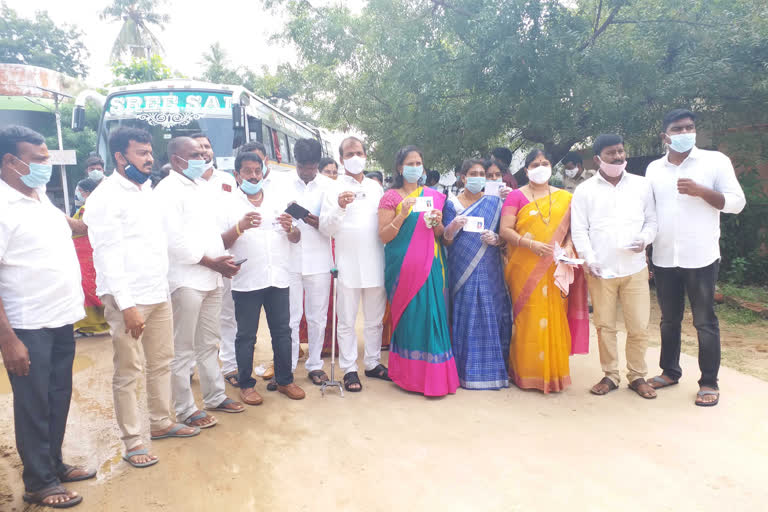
[282,138,334,385]
[571,134,658,400]
[560,151,595,193]
[320,137,389,392]
[85,127,200,469]
[193,132,240,386]
[219,152,305,403]
[645,109,746,407]
[154,137,245,427]
[0,126,91,507]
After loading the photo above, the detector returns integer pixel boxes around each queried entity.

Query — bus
[72,79,332,175]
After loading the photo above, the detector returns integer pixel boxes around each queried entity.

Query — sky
[5,0,309,86]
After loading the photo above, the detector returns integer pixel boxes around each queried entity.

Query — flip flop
[364,364,392,381]
[695,390,720,407]
[59,464,97,482]
[182,411,218,429]
[206,397,245,413]
[151,422,202,439]
[23,485,83,508]
[648,375,679,389]
[122,448,159,469]
[223,372,239,387]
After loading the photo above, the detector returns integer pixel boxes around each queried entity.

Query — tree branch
[578,0,628,52]
[430,0,472,18]
[610,19,718,28]
[593,0,603,36]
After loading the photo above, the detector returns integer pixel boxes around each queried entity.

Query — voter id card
[463,216,485,233]
[355,191,366,200]
[412,196,434,212]
[484,181,503,197]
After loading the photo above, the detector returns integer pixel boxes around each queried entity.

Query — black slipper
[343,371,363,392]
[364,364,391,381]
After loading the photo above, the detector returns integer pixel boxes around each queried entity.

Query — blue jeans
[653,260,720,389]
[8,325,75,492]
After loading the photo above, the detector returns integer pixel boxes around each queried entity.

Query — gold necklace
[530,186,552,225]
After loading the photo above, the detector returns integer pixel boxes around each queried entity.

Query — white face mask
[564,167,579,178]
[344,155,366,175]
[528,165,552,185]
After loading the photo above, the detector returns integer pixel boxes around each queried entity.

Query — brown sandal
[629,378,657,399]
[590,377,618,395]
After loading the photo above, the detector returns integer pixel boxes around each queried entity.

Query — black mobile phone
[285,203,310,220]
[233,258,248,266]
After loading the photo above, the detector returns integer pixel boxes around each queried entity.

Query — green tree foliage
[101,0,170,64]
[111,55,177,85]
[0,2,89,78]
[267,0,768,168]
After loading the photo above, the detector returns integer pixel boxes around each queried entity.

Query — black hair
[76,177,99,194]
[662,109,696,132]
[393,145,423,189]
[491,147,513,167]
[338,136,367,159]
[522,148,551,170]
[235,152,263,173]
[592,134,624,157]
[108,127,152,157]
[319,157,338,172]
[189,132,211,144]
[562,151,582,166]
[293,138,322,165]
[485,157,509,174]
[237,141,268,157]
[459,158,487,175]
[426,170,440,185]
[0,125,45,161]
[84,155,105,168]
[366,170,383,183]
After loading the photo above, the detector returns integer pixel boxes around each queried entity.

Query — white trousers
[289,272,331,373]
[336,283,386,375]
[170,286,228,422]
[218,278,238,376]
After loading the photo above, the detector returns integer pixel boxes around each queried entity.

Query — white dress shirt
[84,173,169,310]
[153,171,227,292]
[646,147,746,269]
[0,180,84,329]
[206,169,237,195]
[320,175,385,288]
[219,189,292,291]
[277,173,334,276]
[571,171,657,279]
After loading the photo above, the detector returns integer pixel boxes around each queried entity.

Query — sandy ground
[1,307,768,512]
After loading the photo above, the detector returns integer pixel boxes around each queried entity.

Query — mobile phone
[233,258,248,266]
[285,203,310,220]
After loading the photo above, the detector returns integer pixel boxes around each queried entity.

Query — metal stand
[320,268,344,397]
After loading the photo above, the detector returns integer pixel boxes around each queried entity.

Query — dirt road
[1,316,767,511]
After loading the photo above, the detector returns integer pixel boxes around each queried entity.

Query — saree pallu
[505,190,583,393]
[384,187,459,396]
[72,206,109,334]
[445,196,511,390]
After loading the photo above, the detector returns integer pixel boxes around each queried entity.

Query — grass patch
[719,283,768,305]
[715,303,765,325]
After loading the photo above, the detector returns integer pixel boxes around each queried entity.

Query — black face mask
[122,153,150,184]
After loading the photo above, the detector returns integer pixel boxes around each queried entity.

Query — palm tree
[101,0,170,64]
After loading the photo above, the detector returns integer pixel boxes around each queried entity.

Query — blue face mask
[240,179,263,196]
[122,154,151,185]
[178,156,207,180]
[15,158,53,189]
[668,132,696,153]
[88,169,104,181]
[402,165,423,184]
[465,176,486,194]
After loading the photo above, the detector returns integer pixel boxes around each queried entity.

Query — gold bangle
[390,222,400,232]
[235,223,242,236]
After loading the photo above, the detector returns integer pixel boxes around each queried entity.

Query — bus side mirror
[72,106,86,132]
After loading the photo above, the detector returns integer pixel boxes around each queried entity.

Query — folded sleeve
[715,154,746,214]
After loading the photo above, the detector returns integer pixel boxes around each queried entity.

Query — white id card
[412,196,434,212]
[463,216,485,233]
[484,181,503,197]
[355,191,366,200]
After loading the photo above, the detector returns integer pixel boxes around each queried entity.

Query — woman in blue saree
[443,159,512,389]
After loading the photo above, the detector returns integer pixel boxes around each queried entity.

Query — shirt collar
[169,169,199,187]
[594,169,628,187]
[664,146,700,167]
[114,171,143,191]
[0,176,44,203]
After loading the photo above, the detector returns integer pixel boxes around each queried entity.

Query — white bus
[72,79,332,175]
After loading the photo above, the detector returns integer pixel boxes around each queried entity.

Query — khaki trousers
[103,296,174,451]
[586,267,650,385]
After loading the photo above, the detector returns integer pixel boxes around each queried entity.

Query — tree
[111,54,177,85]
[0,2,89,77]
[101,0,170,64]
[267,0,768,168]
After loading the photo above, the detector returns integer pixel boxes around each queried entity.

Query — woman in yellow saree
[500,150,589,393]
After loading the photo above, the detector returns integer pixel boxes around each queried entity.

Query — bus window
[262,124,276,160]
[277,132,289,164]
[286,136,297,163]
[247,116,262,143]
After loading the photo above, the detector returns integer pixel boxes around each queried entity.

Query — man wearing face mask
[571,134,658,399]
[282,138,334,386]
[319,136,388,392]
[0,126,92,507]
[218,152,305,403]
[560,152,594,193]
[645,109,746,407]
[84,155,106,182]
[154,136,245,428]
